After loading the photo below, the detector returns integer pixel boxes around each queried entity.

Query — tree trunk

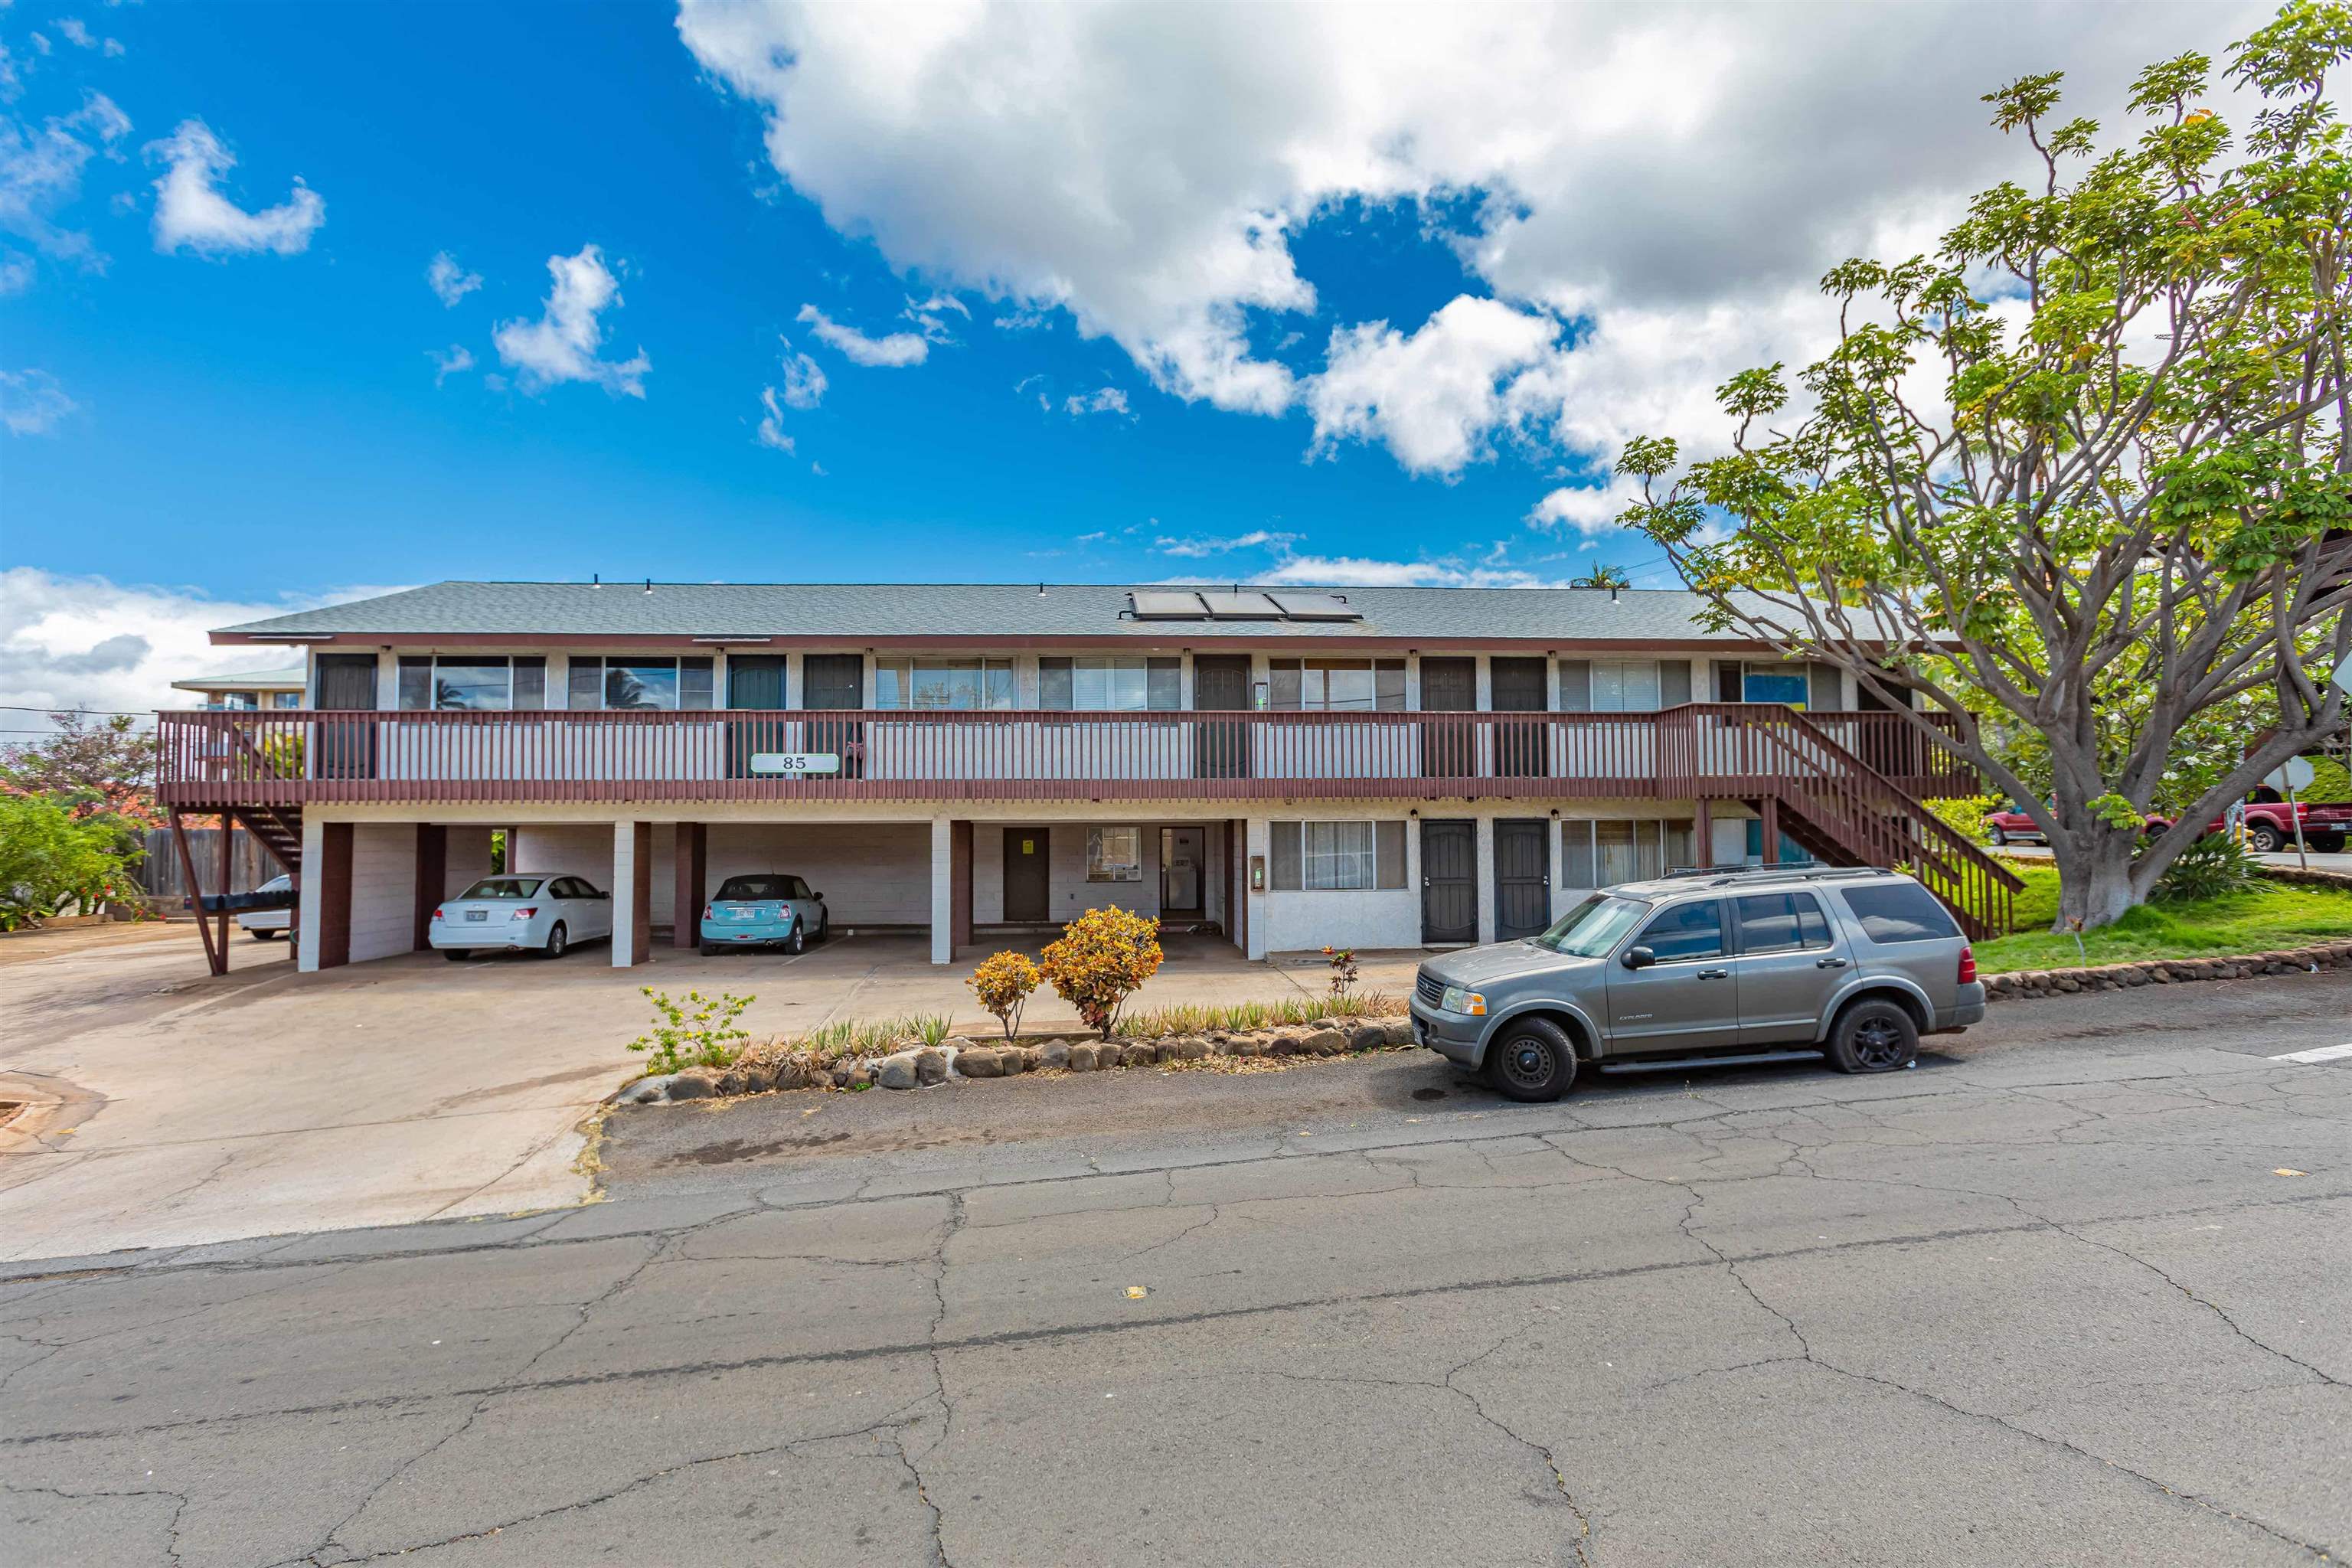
[2050,831,2141,932]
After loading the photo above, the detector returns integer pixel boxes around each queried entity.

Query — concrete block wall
[346,824,419,964]
[509,825,612,886]
[444,827,498,897]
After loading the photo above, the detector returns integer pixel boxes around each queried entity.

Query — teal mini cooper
[698,874,829,957]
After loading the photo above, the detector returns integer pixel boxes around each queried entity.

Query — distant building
[168,665,306,710]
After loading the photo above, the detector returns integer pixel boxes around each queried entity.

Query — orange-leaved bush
[966,949,1041,1040]
[1038,906,1164,1039]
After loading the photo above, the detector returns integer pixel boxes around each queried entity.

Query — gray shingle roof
[213,580,1770,644]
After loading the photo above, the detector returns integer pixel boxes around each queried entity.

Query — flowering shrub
[1321,945,1360,998]
[629,988,754,1075]
[967,950,1042,1039]
[1038,906,1164,1038]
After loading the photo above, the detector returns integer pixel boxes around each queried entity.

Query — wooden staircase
[1666,704,2023,940]
[230,805,303,874]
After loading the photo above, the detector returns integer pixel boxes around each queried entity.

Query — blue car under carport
[698,874,829,956]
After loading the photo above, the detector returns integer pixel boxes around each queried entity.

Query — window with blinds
[1038,656,1180,711]
[1557,658,1689,713]
[1269,820,1407,891]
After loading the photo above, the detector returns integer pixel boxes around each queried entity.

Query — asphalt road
[5,975,2348,1566]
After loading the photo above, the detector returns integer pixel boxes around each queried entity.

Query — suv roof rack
[1658,864,1894,888]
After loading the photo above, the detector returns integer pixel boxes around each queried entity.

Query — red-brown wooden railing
[155,705,1974,807]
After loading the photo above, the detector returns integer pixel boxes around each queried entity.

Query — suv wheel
[1828,998,1918,1073]
[1483,1018,1578,1102]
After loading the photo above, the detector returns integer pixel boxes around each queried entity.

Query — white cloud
[1063,386,1130,418]
[426,249,481,306]
[1155,528,1297,559]
[754,384,794,452]
[491,244,650,397]
[0,569,389,724]
[53,18,119,53]
[1307,295,1559,475]
[1256,554,1560,590]
[773,340,825,408]
[147,119,324,256]
[0,366,75,434]
[428,344,473,385]
[0,90,129,270]
[0,250,31,293]
[678,1,2258,485]
[1525,476,1646,537]
[795,302,929,367]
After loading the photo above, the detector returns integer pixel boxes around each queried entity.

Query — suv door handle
[1697,968,1730,979]
[1815,956,1848,969]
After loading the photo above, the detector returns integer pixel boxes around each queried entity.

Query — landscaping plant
[1321,945,1361,999]
[628,988,755,1075]
[967,949,1042,1039]
[1038,906,1164,1038]
[2152,834,2261,903]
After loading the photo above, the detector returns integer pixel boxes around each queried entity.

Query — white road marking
[2269,1042,2352,1064]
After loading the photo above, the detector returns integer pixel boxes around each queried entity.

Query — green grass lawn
[1973,861,2352,972]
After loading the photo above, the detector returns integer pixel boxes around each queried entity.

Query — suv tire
[1483,1017,1579,1102]
[1827,998,1918,1073]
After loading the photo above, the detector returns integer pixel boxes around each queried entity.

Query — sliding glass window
[397,656,547,711]
[1038,656,1180,711]
[564,657,714,711]
[1266,658,1406,712]
[874,658,1015,711]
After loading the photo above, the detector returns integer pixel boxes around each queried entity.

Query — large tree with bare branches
[1619,3,2352,929]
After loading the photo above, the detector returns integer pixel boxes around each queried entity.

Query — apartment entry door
[1003,828,1050,923]
[1160,827,1204,916]
[725,655,787,779]
[313,653,378,779]
[1420,658,1475,780]
[1192,655,1250,779]
[1420,818,1477,945]
[802,654,864,779]
[1494,818,1551,940]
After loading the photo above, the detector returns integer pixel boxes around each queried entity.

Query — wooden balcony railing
[154,705,1978,807]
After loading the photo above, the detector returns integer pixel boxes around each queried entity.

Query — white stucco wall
[1259,888,1419,953]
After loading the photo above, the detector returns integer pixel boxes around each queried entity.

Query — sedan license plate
[465,910,488,923]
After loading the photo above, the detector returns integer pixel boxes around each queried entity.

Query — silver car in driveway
[237,873,293,939]
[429,874,612,960]
[1410,866,1985,1101]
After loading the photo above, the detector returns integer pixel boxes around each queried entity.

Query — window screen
[1038,657,1073,710]
[1557,659,1592,712]
[1270,821,1302,890]
[1087,826,1143,882]
[513,657,547,710]
[1840,884,1960,944]
[1375,820,1406,890]
[1590,660,1661,712]
[1735,891,1832,953]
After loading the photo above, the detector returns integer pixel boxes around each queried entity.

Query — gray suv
[1410,866,1985,1102]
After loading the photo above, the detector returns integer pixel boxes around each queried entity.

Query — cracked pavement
[3,975,2348,1564]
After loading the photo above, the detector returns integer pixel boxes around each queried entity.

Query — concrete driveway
[0,924,1426,1263]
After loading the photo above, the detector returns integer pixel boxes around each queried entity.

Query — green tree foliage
[0,792,142,929]
[1619,5,2352,929]
[0,711,161,827]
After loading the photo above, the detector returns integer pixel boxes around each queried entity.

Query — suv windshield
[715,876,793,901]
[458,878,541,900]
[1532,895,1648,959]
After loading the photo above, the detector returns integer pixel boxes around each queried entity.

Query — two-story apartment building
[155,580,2014,976]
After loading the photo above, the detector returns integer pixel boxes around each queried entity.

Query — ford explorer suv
[1410,866,1984,1101]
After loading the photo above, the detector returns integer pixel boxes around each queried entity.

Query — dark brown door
[1421,818,1476,944]
[1419,658,1475,780]
[726,655,788,779]
[1494,818,1550,940]
[802,654,864,779]
[1192,655,1250,779]
[1490,656,1549,779]
[313,654,377,779]
[1003,828,1049,923]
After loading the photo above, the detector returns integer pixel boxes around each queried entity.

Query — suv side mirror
[1621,945,1656,970]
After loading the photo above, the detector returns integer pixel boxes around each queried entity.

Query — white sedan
[237,873,294,939]
[429,874,612,960]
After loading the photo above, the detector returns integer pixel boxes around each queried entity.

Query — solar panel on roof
[1199,592,1284,619]
[1129,590,1210,619]
[1268,593,1362,622]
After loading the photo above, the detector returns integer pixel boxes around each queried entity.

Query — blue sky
[1,0,2253,715]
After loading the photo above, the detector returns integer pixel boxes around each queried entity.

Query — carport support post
[413,825,446,952]
[612,820,652,967]
[673,822,706,952]
[1693,799,1713,869]
[929,815,954,965]
[949,819,973,957]
[1474,816,1498,946]
[1760,795,1782,865]
[315,822,352,971]
[1243,816,1269,962]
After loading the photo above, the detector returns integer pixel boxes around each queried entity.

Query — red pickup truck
[1984,798,2350,852]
